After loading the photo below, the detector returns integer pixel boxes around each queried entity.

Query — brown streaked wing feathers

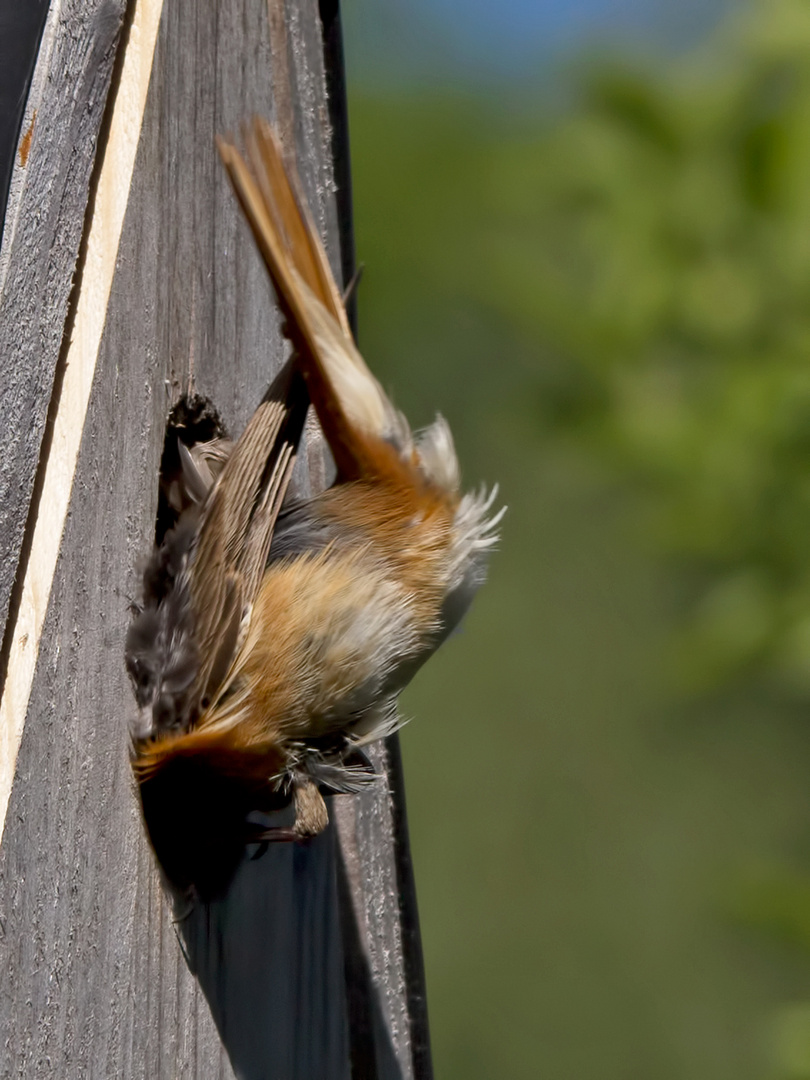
[187,366,308,711]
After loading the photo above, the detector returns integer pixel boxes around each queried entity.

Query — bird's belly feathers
[226,545,437,742]
[204,477,496,749]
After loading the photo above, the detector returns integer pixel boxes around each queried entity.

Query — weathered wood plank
[0,1,233,1074]
[0,0,432,1075]
[0,0,129,644]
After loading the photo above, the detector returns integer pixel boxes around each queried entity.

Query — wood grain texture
[335,745,414,1076]
[0,1,234,1073]
[0,0,431,1076]
[0,0,128,646]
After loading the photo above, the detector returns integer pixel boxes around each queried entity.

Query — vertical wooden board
[0,25,235,1060]
[0,0,431,1076]
[0,0,129,640]
[125,0,355,1074]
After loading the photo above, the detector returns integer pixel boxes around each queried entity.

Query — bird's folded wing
[188,364,308,714]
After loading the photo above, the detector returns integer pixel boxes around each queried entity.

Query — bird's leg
[291,774,329,836]
[247,774,329,848]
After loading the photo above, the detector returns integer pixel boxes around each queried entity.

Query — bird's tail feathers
[217,119,412,482]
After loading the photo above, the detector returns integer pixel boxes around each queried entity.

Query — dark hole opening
[154,394,228,546]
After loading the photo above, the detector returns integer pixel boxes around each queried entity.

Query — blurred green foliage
[501,0,810,698]
[361,0,810,700]
[345,0,810,1077]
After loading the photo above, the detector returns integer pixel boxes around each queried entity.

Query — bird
[125,117,502,866]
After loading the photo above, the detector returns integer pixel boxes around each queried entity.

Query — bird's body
[125,120,501,845]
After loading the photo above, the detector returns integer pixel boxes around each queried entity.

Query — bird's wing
[186,363,308,714]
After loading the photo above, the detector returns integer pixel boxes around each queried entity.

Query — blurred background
[340,1,810,1077]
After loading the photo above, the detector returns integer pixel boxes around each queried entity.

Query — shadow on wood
[174,812,405,1080]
